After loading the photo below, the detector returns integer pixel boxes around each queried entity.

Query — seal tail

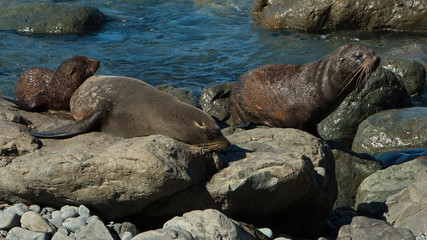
[29,105,110,138]
[0,95,46,112]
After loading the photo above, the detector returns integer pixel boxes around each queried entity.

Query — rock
[352,107,427,154]
[355,158,427,207]
[337,216,415,240]
[383,43,427,73]
[333,149,381,208]
[200,82,234,123]
[78,205,91,220]
[132,228,194,240]
[111,222,139,240]
[6,204,29,216]
[0,211,20,230]
[163,209,261,240]
[383,60,426,96]
[208,128,336,237]
[20,211,56,233]
[51,231,75,240]
[385,174,427,236]
[6,227,49,240]
[75,219,114,240]
[156,85,198,107]
[63,217,86,232]
[0,1,105,35]
[61,206,79,219]
[252,0,427,32]
[318,67,414,143]
[0,129,216,220]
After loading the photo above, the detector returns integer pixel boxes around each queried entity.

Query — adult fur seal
[29,75,231,150]
[2,56,99,111]
[229,44,380,136]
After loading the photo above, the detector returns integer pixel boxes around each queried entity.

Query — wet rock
[200,82,234,123]
[337,216,415,240]
[383,60,426,96]
[252,0,427,32]
[0,1,105,35]
[385,174,427,236]
[355,158,427,207]
[318,67,414,143]
[352,107,427,154]
[157,85,198,107]
[383,43,427,72]
[333,149,381,208]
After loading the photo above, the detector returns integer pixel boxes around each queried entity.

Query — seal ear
[194,121,206,129]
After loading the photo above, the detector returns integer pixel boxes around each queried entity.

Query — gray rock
[385,174,427,236]
[156,85,198,107]
[0,211,20,230]
[163,209,259,240]
[75,219,114,240]
[111,222,139,240]
[63,217,86,233]
[383,60,426,96]
[61,206,79,219]
[6,227,49,240]
[28,205,41,214]
[253,0,427,32]
[318,67,414,142]
[352,107,427,154]
[48,217,64,229]
[52,231,75,240]
[355,158,427,207]
[0,1,105,35]
[337,216,415,240]
[6,204,29,216]
[86,216,100,224]
[333,149,381,208]
[78,205,91,220]
[132,228,194,240]
[200,82,234,122]
[20,211,56,233]
[383,43,427,74]
[51,211,62,220]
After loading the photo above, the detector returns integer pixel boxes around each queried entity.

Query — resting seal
[2,56,99,111]
[229,44,380,136]
[30,75,230,150]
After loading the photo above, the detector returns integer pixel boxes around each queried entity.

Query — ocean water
[1,0,427,100]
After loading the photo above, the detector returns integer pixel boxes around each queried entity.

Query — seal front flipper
[29,105,110,138]
[1,95,47,112]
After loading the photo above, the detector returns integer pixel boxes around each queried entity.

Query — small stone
[51,211,62,220]
[57,227,69,235]
[258,228,273,238]
[7,204,29,216]
[61,206,79,219]
[78,205,91,219]
[0,211,20,230]
[121,231,133,240]
[51,231,75,240]
[49,217,64,229]
[0,230,7,236]
[40,207,55,216]
[75,219,114,240]
[63,217,86,232]
[29,205,41,213]
[6,227,49,240]
[20,211,56,233]
[86,215,100,224]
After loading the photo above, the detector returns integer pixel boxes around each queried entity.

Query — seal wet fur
[29,75,230,150]
[229,44,380,136]
[2,56,99,111]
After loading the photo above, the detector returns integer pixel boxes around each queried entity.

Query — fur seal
[2,56,99,111]
[29,75,231,150]
[229,44,380,136]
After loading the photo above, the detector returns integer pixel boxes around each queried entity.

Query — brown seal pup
[229,44,380,136]
[29,75,231,150]
[2,56,99,111]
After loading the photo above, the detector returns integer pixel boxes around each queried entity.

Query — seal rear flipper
[0,95,47,112]
[29,106,109,138]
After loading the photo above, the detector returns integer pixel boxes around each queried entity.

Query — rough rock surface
[0,1,105,35]
[333,149,381,208]
[385,174,427,236]
[252,0,427,32]
[337,216,415,240]
[200,82,234,123]
[383,60,426,96]
[352,107,427,154]
[157,85,198,107]
[355,158,427,207]
[318,67,414,143]
[0,132,216,220]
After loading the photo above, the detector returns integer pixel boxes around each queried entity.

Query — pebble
[63,217,86,232]
[78,205,90,220]
[258,228,273,238]
[51,231,75,240]
[20,211,56,233]
[0,211,20,230]
[6,227,49,240]
[7,204,29,216]
[75,219,114,240]
[61,206,79,219]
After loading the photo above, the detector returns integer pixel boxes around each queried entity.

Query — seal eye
[194,121,206,129]
[353,52,363,60]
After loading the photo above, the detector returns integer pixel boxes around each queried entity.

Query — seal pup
[29,75,231,150]
[2,56,99,111]
[229,44,380,136]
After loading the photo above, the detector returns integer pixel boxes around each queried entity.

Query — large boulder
[355,158,427,207]
[0,1,105,35]
[252,0,427,32]
[352,107,427,154]
[318,67,414,143]
[382,60,426,96]
[337,216,415,240]
[385,174,427,236]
